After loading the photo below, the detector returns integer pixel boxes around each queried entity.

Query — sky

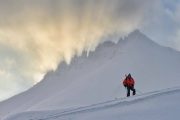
[0,0,179,101]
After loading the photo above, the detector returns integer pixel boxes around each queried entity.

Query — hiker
[123,73,136,97]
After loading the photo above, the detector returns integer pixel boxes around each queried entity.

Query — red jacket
[123,77,135,87]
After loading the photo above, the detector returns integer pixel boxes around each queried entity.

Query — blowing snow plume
[0,0,155,100]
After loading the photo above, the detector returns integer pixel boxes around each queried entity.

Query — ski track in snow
[6,86,180,120]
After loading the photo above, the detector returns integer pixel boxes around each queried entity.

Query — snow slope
[5,87,180,120]
[1,30,180,119]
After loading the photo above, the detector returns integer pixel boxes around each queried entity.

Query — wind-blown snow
[0,30,180,119]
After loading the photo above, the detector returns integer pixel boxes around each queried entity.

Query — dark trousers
[127,86,136,97]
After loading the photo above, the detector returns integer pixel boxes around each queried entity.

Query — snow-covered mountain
[1,30,180,119]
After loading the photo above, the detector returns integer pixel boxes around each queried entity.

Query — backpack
[123,77,135,87]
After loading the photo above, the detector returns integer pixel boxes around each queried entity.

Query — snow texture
[5,87,180,120]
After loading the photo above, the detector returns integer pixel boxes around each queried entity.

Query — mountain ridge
[1,30,180,119]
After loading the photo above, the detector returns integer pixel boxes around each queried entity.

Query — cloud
[0,0,151,77]
[140,0,180,50]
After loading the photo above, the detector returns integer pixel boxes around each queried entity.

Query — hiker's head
[128,73,131,78]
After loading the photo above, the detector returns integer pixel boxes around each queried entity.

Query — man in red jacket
[123,73,136,97]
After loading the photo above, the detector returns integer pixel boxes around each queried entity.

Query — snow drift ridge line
[5,86,180,120]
